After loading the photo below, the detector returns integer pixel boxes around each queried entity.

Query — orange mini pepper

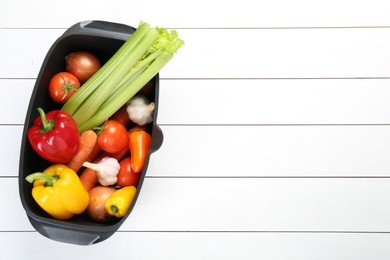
[128,127,151,173]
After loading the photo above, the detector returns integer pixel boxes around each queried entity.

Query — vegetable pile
[24,21,184,222]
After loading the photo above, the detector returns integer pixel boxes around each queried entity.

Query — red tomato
[97,120,128,153]
[48,72,80,104]
[116,157,141,187]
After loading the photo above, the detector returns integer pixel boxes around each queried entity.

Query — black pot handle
[150,124,164,153]
[62,20,135,41]
[28,216,115,245]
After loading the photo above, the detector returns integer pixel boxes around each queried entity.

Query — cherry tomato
[97,120,128,153]
[116,157,141,187]
[48,72,80,104]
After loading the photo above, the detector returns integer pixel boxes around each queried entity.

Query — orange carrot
[79,167,99,191]
[109,105,131,126]
[79,154,103,191]
[86,142,102,163]
[66,130,97,172]
[79,145,130,191]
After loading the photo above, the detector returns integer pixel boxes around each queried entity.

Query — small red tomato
[116,157,141,187]
[48,72,80,104]
[97,120,128,153]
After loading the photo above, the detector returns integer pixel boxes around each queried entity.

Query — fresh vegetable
[25,164,89,220]
[86,141,103,163]
[82,157,120,186]
[126,95,155,126]
[62,21,184,133]
[128,127,151,172]
[79,165,99,192]
[116,157,141,187]
[109,105,131,126]
[48,72,80,104]
[27,107,79,163]
[66,130,97,172]
[65,51,101,83]
[79,144,130,191]
[87,186,116,223]
[105,186,137,218]
[96,120,128,154]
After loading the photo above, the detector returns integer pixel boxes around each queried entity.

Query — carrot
[109,105,131,126]
[79,145,130,191]
[86,142,102,163]
[83,108,128,163]
[66,130,97,172]
[79,156,101,191]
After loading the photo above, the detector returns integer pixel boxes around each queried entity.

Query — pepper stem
[37,107,55,133]
[25,172,59,187]
[111,205,119,213]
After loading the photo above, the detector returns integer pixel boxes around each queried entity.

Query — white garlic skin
[126,95,155,126]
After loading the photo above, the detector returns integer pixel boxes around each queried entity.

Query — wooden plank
[147,125,390,177]
[166,28,390,78]
[157,78,390,125]
[1,232,390,259]
[4,78,390,125]
[1,178,32,231]
[1,28,390,79]
[0,79,32,124]
[123,177,390,232]
[0,126,22,177]
[0,30,59,78]
[7,177,390,232]
[5,125,390,177]
[1,0,390,28]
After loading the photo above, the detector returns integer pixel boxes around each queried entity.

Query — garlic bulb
[82,157,120,186]
[126,95,155,126]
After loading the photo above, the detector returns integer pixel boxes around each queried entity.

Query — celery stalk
[71,28,160,126]
[99,49,162,108]
[62,21,151,115]
[100,65,147,109]
[62,22,184,133]
[78,52,173,133]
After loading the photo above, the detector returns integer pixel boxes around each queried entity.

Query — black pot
[18,21,163,245]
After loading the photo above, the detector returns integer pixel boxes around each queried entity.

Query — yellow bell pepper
[105,186,137,218]
[25,164,89,220]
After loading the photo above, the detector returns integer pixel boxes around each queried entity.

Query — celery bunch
[62,21,184,133]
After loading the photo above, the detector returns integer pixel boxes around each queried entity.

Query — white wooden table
[1,0,390,259]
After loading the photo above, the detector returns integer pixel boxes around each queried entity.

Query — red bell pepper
[27,107,80,163]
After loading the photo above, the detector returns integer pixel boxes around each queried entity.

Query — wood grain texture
[1,28,390,79]
[3,78,390,125]
[2,232,390,260]
[1,0,390,28]
[4,125,390,177]
[5,177,390,232]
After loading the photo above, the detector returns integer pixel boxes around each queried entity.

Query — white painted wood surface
[1,0,390,259]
